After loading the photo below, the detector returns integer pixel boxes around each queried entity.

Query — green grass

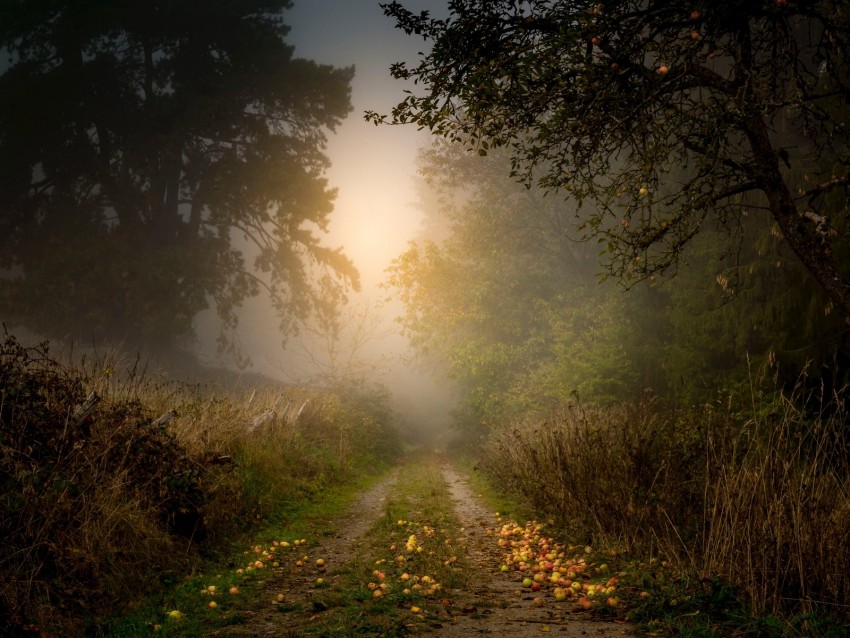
[291,453,468,636]
[103,464,394,637]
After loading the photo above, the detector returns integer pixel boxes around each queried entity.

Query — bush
[0,334,402,634]
[481,395,705,550]
[481,383,850,626]
[0,335,201,633]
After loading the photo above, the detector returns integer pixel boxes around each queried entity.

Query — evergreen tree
[0,0,358,356]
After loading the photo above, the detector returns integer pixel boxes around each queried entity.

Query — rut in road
[435,463,634,637]
[213,468,400,637]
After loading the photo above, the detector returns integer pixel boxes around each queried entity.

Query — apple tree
[0,0,358,357]
[370,0,850,317]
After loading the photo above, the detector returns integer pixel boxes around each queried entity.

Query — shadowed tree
[0,0,358,357]
[370,0,850,317]
[389,141,849,423]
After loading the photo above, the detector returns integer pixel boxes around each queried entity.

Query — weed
[479,378,850,633]
[0,333,401,635]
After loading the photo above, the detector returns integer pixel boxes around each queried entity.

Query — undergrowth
[480,374,850,635]
[0,334,401,635]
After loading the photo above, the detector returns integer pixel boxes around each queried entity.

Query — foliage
[0,0,358,355]
[663,211,850,400]
[0,335,204,634]
[372,0,850,317]
[386,140,850,433]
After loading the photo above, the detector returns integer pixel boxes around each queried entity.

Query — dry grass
[702,387,850,618]
[481,380,850,625]
[0,335,400,634]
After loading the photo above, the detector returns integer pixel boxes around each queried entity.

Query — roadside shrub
[481,395,705,551]
[0,334,402,634]
[0,336,199,633]
[481,382,850,625]
[702,384,850,620]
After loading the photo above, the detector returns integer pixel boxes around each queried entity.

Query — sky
[286,0,446,288]
[199,0,457,425]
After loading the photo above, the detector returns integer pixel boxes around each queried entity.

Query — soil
[213,462,635,637]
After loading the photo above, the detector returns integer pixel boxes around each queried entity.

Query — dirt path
[213,468,400,637]
[210,460,635,637]
[433,463,634,637]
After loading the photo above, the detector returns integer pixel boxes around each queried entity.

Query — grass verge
[471,379,850,636]
[0,334,402,635]
[288,453,467,636]
[103,466,394,637]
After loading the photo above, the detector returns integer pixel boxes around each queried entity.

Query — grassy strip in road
[104,464,394,637]
[295,453,467,636]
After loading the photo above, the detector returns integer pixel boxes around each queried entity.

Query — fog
[3,1,848,446]
[207,0,458,440]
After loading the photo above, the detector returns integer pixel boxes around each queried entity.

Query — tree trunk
[745,114,850,319]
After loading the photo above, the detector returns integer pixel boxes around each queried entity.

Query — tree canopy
[371,0,850,317]
[0,0,357,357]
[387,142,848,427]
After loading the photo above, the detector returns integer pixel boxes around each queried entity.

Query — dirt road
[212,458,635,637]
[437,464,633,637]
[212,468,401,637]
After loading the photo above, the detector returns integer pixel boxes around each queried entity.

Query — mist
[4,3,850,634]
[0,0,461,446]
[2,0,849,446]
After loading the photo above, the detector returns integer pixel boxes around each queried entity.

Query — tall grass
[702,386,850,618]
[0,334,400,634]
[481,378,850,626]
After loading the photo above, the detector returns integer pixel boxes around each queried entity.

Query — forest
[1,1,849,636]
